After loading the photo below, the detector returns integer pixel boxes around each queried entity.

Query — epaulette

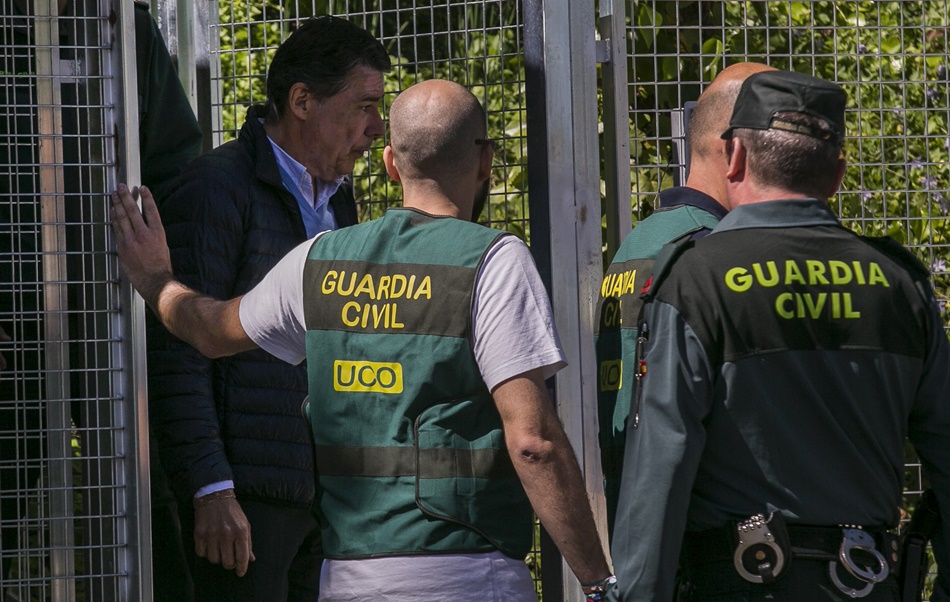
[639,236,695,300]
[860,235,930,280]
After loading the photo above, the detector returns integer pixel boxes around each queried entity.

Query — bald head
[688,62,776,161]
[388,80,487,182]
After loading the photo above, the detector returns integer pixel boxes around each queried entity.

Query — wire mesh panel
[613,1,949,312]
[0,0,144,599]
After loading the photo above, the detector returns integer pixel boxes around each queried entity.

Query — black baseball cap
[720,70,846,142]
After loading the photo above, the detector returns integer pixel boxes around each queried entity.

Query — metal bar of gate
[34,1,75,598]
[598,0,632,263]
[110,0,150,598]
[525,0,607,600]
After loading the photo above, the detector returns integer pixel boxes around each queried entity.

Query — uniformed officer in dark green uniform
[594,62,774,537]
[608,70,950,601]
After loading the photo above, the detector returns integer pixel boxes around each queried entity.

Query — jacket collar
[657,186,729,221]
[243,105,286,190]
[713,198,843,234]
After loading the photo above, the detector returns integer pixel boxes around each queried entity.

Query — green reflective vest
[302,208,533,559]
[594,204,720,537]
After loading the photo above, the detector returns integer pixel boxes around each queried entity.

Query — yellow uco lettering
[599,360,622,392]
[333,360,404,394]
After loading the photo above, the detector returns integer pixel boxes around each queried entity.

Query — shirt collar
[657,186,729,221]
[265,131,345,208]
[713,198,842,234]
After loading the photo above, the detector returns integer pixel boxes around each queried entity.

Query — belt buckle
[827,527,890,598]
[733,513,786,583]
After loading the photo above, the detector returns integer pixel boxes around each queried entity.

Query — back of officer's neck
[400,180,473,220]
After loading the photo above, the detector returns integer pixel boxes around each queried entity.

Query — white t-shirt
[239,232,565,602]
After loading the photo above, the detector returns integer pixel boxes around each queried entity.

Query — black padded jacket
[147,106,358,506]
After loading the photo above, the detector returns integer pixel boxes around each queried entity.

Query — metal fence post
[34,0,74,596]
[598,0,631,264]
[110,0,150,598]
[525,0,607,599]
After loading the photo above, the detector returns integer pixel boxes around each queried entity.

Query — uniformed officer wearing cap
[607,70,950,601]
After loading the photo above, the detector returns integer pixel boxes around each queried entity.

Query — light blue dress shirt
[267,136,344,238]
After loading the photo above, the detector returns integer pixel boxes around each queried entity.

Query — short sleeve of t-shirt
[239,232,567,387]
[471,236,566,390]
[239,236,315,365]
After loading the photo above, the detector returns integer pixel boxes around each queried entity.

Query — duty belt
[682,520,899,598]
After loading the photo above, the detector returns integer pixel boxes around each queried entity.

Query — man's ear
[383,146,402,182]
[725,138,746,183]
[286,83,312,121]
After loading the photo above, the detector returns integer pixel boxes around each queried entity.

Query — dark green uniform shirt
[608,199,950,601]
[595,187,726,537]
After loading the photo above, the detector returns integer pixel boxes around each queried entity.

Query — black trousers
[177,497,322,602]
[150,431,194,602]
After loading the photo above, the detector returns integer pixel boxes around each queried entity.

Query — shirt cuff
[194,480,234,499]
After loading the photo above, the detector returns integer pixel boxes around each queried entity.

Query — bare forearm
[150,281,252,359]
[512,430,611,585]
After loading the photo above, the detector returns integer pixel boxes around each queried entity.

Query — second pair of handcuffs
[826,527,891,598]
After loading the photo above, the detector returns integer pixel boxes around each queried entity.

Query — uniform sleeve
[238,238,314,365]
[608,299,716,602]
[471,236,566,391]
[906,293,950,598]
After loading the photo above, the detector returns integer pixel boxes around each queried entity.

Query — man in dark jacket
[147,15,390,602]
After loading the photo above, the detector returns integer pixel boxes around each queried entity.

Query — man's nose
[367,106,385,139]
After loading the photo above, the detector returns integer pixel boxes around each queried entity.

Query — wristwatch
[582,575,617,601]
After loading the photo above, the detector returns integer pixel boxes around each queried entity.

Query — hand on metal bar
[110,183,175,312]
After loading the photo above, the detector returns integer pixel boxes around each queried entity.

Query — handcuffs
[733,513,890,598]
[732,512,788,583]
[826,527,890,598]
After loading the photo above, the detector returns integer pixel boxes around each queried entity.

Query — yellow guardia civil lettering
[724,259,890,292]
[322,270,432,300]
[601,269,638,298]
[333,360,404,394]
[322,269,432,330]
[723,259,890,320]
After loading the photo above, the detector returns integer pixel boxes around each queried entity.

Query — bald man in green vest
[111,79,614,602]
